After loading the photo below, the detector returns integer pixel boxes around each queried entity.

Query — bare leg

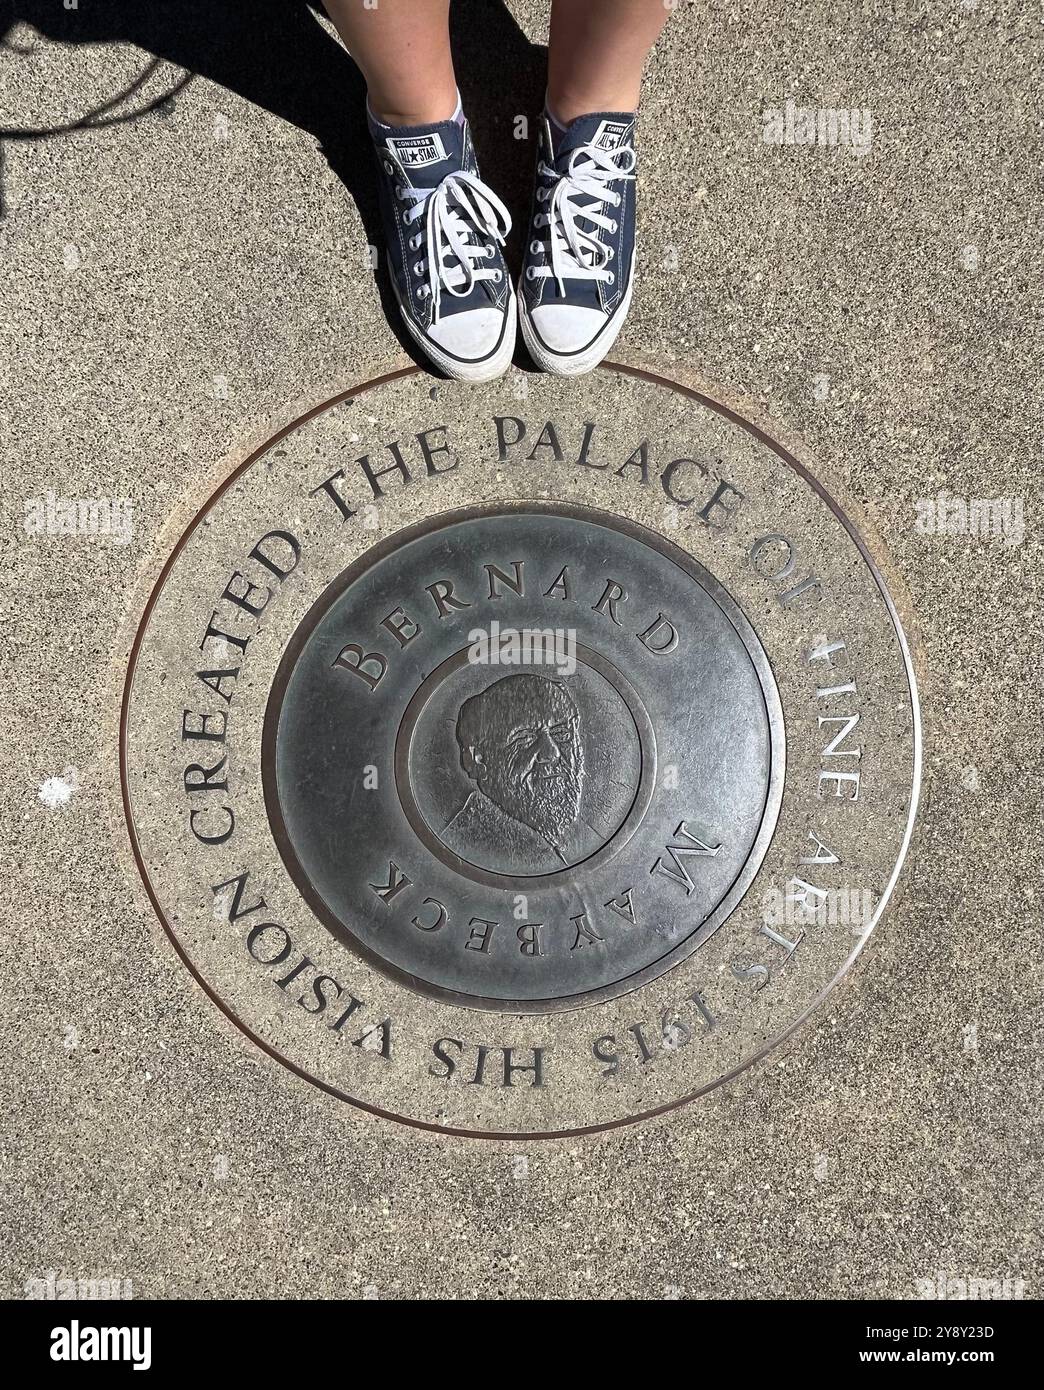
[547,0,672,121]
[323,0,457,125]
[328,1,515,380]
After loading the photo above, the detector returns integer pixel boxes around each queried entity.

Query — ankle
[367,88,460,128]
[545,87,638,125]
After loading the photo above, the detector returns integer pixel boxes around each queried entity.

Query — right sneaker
[519,111,638,376]
[368,102,516,382]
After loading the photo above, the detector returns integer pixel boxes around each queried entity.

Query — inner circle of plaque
[395,642,655,886]
[263,504,786,1012]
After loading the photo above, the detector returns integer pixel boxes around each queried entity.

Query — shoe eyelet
[418,286,430,299]
[414,261,424,275]
[525,266,538,281]
[607,272,615,285]
[493,270,503,282]
[485,245,494,257]
[607,247,615,261]
[530,240,542,256]
[383,160,394,175]
[537,187,547,202]
[609,220,617,233]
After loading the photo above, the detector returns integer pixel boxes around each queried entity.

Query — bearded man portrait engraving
[440,673,601,874]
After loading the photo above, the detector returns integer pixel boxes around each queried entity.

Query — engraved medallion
[263,506,784,1010]
[121,363,920,1137]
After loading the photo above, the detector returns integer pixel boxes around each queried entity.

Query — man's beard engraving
[455,674,587,859]
[484,734,584,850]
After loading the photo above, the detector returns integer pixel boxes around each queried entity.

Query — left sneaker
[519,111,638,376]
[368,103,516,382]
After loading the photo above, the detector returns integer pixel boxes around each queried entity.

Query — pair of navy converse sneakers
[369,101,637,382]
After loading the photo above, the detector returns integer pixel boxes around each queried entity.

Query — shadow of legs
[3,0,547,365]
[449,0,546,278]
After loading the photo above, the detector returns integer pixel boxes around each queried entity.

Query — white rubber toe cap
[426,306,507,362]
[529,304,607,354]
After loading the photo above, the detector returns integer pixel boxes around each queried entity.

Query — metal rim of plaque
[121,363,921,1139]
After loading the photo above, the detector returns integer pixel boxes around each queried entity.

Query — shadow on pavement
[1,0,547,368]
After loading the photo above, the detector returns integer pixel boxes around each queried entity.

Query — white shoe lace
[396,170,511,323]
[527,141,636,297]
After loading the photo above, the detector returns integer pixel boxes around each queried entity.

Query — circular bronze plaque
[121,363,920,1137]
[262,505,784,1011]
